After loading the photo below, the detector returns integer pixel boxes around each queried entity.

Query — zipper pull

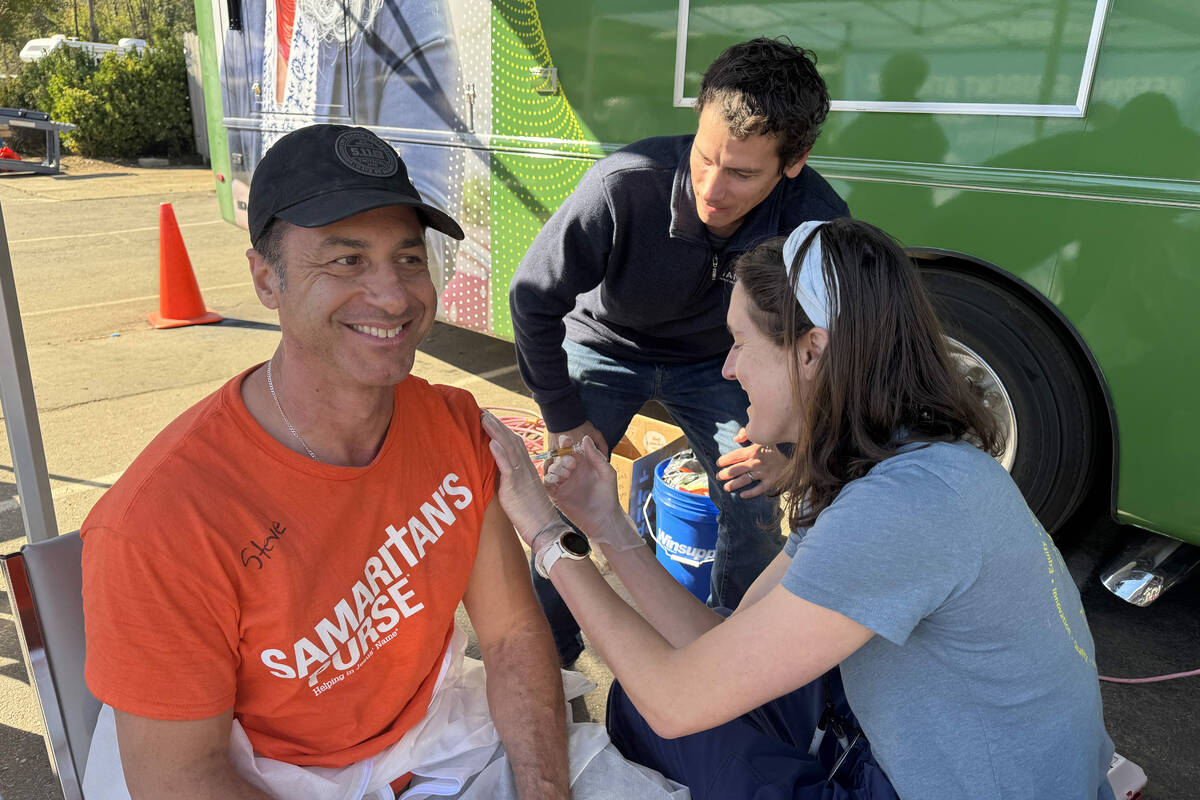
[711,254,719,281]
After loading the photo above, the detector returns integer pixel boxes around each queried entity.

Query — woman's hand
[480,411,560,545]
[716,428,788,498]
[544,435,645,551]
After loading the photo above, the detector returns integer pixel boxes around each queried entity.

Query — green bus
[193,0,1200,588]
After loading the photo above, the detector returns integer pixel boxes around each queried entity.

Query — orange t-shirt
[82,367,496,767]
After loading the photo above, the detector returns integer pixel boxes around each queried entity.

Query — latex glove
[544,434,645,552]
[715,427,788,498]
[547,420,609,458]
[481,410,560,545]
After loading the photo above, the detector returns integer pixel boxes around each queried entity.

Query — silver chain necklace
[266,359,319,461]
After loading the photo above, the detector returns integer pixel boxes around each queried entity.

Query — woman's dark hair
[734,218,1004,528]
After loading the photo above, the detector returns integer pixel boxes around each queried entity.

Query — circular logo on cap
[334,130,399,177]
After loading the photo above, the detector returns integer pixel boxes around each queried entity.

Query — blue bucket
[651,457,719,600]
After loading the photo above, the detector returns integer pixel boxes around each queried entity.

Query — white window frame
[673,0,1112,117]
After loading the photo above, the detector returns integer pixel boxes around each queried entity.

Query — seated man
[81,125,683,800]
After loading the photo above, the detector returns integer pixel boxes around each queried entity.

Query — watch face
[561,530,590,557]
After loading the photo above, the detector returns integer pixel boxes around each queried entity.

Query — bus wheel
[921,267,1098,534]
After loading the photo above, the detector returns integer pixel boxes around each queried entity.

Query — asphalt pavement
[0,161,1196,799]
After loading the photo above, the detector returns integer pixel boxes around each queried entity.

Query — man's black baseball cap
[248,124,464,246]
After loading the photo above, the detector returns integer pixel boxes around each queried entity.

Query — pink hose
[1099,667,1200,684]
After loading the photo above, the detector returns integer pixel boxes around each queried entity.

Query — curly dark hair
[695,37,830,172]
[734,219,1005,528]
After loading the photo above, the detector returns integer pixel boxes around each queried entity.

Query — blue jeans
[532,339,783,663]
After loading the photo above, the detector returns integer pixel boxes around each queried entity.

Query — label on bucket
[656,528,716,566]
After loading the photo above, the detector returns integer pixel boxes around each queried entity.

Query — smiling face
[690,105,807,238]
[722,283,800,444]
[251,205,436,391]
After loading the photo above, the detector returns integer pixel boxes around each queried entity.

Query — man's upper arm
[114,708,270,799]
[459,499,569,799]
[461,497,546,647]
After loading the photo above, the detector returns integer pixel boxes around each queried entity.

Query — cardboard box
[610,415,688,537]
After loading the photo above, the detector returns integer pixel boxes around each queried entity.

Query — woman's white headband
[782,220,839,330]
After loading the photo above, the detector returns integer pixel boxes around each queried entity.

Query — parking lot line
[23,281,252,317]
[0,470,126,516]
[455,364,520,388]
[8,219,224,245]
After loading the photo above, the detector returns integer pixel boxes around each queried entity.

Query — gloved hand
[480,410,560,546]
[544,434,645,552]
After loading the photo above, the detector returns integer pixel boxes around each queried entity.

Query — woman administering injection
[482,217,1115,800]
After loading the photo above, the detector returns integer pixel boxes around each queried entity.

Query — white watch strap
[536,539,567,579]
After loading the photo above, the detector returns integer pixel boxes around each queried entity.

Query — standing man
[81,125,572,799]
[510,38,848,665]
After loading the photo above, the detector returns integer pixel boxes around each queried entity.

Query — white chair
[2,532,99,800]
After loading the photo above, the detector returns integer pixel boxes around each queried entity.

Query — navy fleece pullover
[509,134,848,431]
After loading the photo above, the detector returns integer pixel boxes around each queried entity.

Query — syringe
[530,442,586,462]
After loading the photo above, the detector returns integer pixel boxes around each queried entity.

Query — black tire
[921,267,1098,534]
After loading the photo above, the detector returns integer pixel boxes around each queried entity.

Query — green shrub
[0,47,94,153]
[0,47,91,110]
[0,41,192,159]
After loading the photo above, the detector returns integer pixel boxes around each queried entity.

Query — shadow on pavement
[1,586,63,799]
[0,466,111,491]
[0,722,63,800]
[1,587,31,688]
[49,173,135,181]
[211,318,281,332]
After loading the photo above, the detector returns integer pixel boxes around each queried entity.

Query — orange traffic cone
[147,203,223,329]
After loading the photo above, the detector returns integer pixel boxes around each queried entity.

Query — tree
[0,0,54,74]
[0,0,196,69]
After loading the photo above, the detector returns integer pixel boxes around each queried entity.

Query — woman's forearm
[592,513,723,647]
[546,556,695,736]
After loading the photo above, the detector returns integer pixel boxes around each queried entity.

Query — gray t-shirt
[783,441,1114,800]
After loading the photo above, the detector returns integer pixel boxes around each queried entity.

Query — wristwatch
[534,527,592,578]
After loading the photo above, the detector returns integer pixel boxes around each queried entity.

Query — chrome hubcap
[946,337,1018,471]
